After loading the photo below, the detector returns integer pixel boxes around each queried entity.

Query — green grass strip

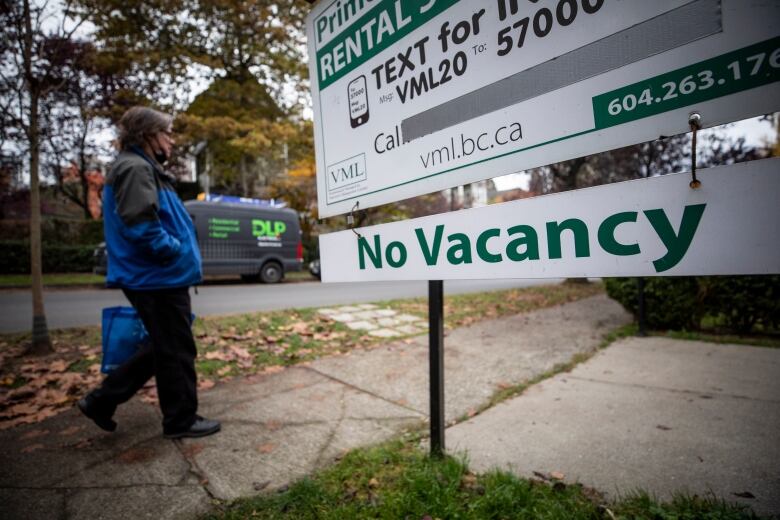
[203,439,760,520]
[0,273,105,287]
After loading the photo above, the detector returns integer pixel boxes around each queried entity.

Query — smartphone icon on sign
[348,75,369,128]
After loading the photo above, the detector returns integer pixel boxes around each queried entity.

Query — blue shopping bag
[101,306,149,374]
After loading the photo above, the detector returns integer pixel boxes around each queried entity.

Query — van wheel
[260,262,283,284]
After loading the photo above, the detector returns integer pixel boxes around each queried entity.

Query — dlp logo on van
[327,153,367,189]
[252,219,286,238]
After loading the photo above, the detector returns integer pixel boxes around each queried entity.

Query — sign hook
[348,201,362,239]
[688,112,702,189]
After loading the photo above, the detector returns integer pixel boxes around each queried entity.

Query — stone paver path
[318,304,428,338]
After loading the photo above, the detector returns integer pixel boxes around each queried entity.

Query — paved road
[0,278,559,333]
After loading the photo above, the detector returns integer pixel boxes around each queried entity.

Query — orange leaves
[48,360,69,373]
[256,443,275,454]
[204,350,232,361]
[1,351,103,430]
[198,379,215,391]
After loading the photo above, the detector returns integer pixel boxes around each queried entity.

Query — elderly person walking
[78,106,220,439]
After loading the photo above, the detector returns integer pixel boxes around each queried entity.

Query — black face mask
[154,150,168,165]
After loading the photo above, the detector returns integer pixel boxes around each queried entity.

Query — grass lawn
[204,439,760,520]
[0,273,106,287]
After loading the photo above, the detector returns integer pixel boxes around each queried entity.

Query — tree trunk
[240,154,248,197]
[28,92,52,354]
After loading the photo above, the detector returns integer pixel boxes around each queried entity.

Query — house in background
[60,162,105,219]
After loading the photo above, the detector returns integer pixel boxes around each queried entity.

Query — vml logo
[327,153,367,190]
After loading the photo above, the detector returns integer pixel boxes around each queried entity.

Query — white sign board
[319,158,780,282]
[306,0,780,217]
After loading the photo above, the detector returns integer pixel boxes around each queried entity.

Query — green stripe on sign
[316,0,460,91]
[592,37,780,130]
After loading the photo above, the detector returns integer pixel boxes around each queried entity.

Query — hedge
[605,276,780,334]
[0,219,104,245]
[0,241,96,274]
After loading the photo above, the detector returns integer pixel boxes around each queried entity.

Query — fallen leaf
[198,379,215,390]
[236,357,254,369]
[30,407,60,422]
[733,491,756,499]
[217,366,232,377]
[20,429,49,440]
[262,366,284,375]
[368,477,379,488]
[550,471,565,481]
[290,322,311,335]
[117,446,157,464]
[48,360,68,373]
[265,420,282,431]
[656,425,672,431]
[72,439,92,449]
[1,402,39,418]
[461,474,478,487]
[257,443,275,454]
[58,373,86,394]
[221,334,252,341]
[533,471,550,481]
[229,345,252,359]
[20,362,45,375]
[38,388,70,406]
[204,350,232,361]
[181,443,205,458]
[0,415,36,430]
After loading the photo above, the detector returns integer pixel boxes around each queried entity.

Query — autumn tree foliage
[77,0,311,197]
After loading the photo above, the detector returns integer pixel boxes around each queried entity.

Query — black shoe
[77,396,117,432]
[163,416,221,439]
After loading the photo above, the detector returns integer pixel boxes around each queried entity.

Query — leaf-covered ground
[0,282,603,429]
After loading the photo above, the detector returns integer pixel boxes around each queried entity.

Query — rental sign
[318,158,780,282]
[306,0,780,218]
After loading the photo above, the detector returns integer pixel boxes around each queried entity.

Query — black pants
[91,286,198,433]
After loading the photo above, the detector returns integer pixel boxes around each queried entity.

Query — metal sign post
[637,277,647,337]
[428,280,445,457]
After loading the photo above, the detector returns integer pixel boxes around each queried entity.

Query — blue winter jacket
[103,148,202,290]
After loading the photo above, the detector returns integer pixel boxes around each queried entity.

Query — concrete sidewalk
[2,293,776,518]
[448,337,780,516]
